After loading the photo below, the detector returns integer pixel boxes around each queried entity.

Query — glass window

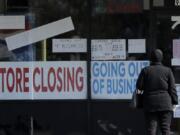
[0,0,89,135]
[91,0,150,135]
[154,12,180,134]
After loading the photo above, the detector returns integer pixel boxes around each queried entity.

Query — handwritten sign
[173,39,180,58]
[52,39,87,52]
[91,39,126,60]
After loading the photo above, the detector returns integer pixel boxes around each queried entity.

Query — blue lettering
[128,62,136,77]
[113,79,118,94]
[100,79,104,94]
[132,79,137,93]
[118,62,125,77]
[93,79,99,94]
[111,62,118,77]
[100,62,107,77]
[92,62,99,77]
[127,79,133,94]
[107,79,112,94]
[118,79,124,94]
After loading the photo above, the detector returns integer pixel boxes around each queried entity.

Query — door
[154,11,180,135]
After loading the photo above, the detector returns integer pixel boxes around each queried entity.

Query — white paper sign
[6,17,74,50]
[91,39,126,60]
[52,39,87,52]
[128,39,146,53]
[171,58,180,66]
[0,61,87,100]
[173,39,180,58]
[0,16,25,29]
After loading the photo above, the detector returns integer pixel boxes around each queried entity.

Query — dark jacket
[136,49,178,112]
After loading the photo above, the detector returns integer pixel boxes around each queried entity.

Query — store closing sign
[0,61,87,100]
[91,61,149,99]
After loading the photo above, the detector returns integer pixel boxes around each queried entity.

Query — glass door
[155,12,180,135]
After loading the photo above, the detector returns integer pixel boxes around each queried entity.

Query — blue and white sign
[91,61,149,99]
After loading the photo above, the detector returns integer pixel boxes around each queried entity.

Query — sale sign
[0,61,87,100]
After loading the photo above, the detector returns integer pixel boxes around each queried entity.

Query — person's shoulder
[161,65,171,70]
[143,65,152,70]
[160,65,172,73]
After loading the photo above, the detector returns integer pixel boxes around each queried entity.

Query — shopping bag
[130,89,143,109]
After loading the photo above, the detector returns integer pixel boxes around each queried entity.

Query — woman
[136,49,178,135]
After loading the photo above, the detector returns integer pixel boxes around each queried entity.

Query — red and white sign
[0,61,87,100]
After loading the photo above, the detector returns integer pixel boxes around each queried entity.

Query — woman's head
[150,49,163,63]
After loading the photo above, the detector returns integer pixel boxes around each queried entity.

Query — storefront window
[0,0,88,135]
[153,12,180,135]
[0,0,179,135]
[91,1,150,135]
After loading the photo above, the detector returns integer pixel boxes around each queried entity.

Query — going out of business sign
[91,61,149,99]
[0,61,87,100]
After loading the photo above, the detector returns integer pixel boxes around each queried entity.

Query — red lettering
[41,68,47,92]
[23,68,29,92]
[57,67,62,91]
[76,67,83,91]
[16,68,22,92]
[0,68,6,92]
[64,67,66,91]
[67,68,74,91]
[33,67,40,92]
[48,67,56,92]
[7,68,14,92]
[31,65,85,94]
[107,3,141,13]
